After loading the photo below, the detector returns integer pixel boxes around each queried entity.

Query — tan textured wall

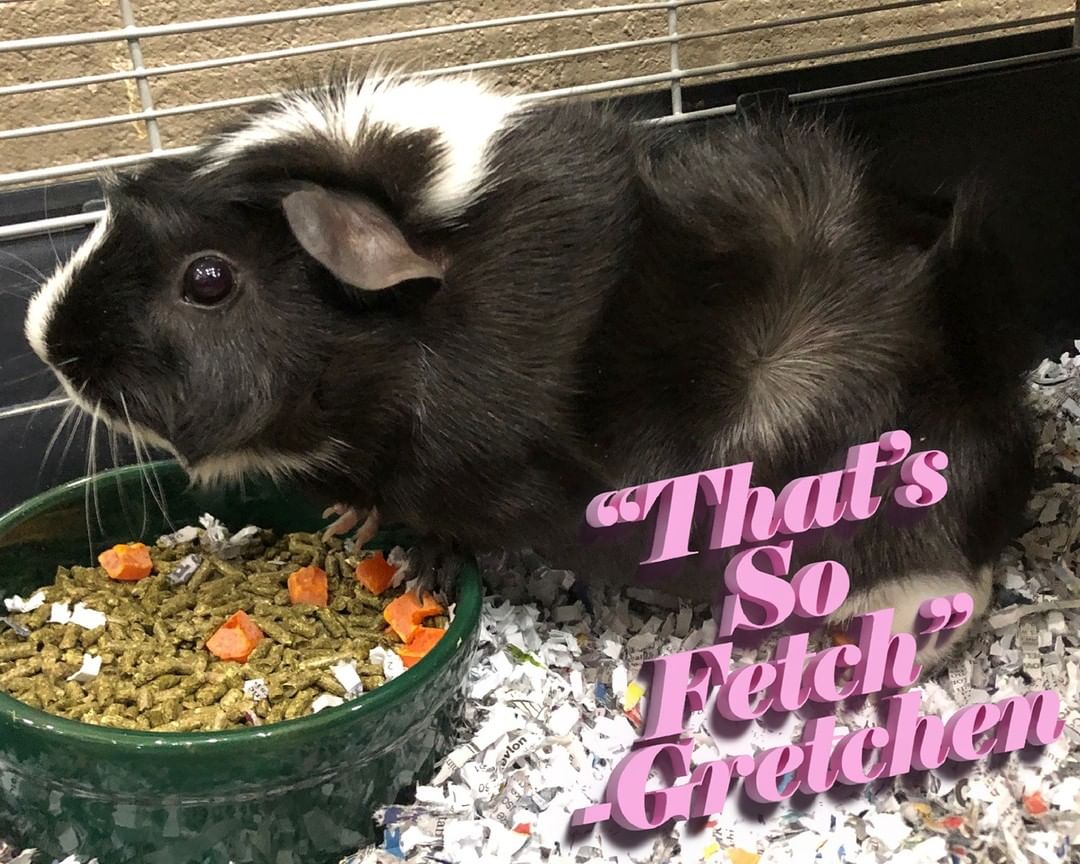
[0,0,1072,178]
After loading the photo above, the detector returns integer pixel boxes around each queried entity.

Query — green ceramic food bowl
[0,462,482,864]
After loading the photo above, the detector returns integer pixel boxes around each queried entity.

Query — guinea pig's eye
[182,255,235,306]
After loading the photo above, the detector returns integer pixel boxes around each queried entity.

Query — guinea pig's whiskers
[0,249,49,284]
[120,392,173,530]
[88,405,105,535]
[83,415,94,566]
[58,401,86,471]
[38,400,78,484]
[108,418,145,541]
[42,185,62,270]
[1,363,66,390]
[0,263,43,294]
[141,435,173,528]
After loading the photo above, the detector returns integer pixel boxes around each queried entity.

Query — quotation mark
[917,592,974,635]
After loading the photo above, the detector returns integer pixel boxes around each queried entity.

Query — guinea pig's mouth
[43,358,347,491]
[47,368,182,466]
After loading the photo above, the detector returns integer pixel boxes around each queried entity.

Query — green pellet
[159,594,195,618]
[315,607,345,638]
[0,644,37,661]
[263,643,284,671]
[151,674,181,690]
[287,537,318,555]
[70,566,98,585]
[0,662,39,686]
[244,638,272,665]
[220,687,244,711]
[316,675,346,697]
[201,575,241,602]
[187,559,214,591]
[133,660,194,686]
[252,600,278,620]
[297,651,351,671]
[80,628,102,649]
[213,561,246,581]
[285,617,319,639]
[282,669,322,696]
[258,619,294,645]
[351,593,384,612]
[194,681,227,706]
[244,582,279,598]
[284,688,317,720]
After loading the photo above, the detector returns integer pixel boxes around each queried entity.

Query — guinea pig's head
[24,74,512,489]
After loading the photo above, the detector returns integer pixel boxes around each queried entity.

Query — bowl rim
[0,461,483,750]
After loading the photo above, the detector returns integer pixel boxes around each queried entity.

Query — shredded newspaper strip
[5,355,1080,863]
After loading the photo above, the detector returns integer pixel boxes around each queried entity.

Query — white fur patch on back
[25,209,112,366]
[204,75,522,219]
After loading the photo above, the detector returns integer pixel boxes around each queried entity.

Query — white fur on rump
[203,74,523,219]
[829,565,993,668]
[25,208,112,368]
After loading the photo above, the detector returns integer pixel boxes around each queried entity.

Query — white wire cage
[1,0,1077,242]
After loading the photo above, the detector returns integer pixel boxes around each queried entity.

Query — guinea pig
[25,70,1045,664]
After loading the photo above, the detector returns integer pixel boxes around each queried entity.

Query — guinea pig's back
[585,116,936,484]
[574,113,1034,598]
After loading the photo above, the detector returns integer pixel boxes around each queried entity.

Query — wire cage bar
[0,0,1076,239]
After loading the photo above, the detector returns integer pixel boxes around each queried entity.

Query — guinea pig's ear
[282,186,443,292]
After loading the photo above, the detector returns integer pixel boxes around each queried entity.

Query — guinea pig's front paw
[321,503,380,546]
[321,503,359,542]
[406,537,465,587]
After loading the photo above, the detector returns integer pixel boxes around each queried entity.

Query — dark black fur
[39,78,1039,603]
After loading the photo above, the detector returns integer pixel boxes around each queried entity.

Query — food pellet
[0,519,449,732]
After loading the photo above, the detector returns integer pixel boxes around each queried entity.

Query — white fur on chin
[187,443,345,488]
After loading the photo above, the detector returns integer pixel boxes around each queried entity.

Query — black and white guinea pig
[26,71,1045,661]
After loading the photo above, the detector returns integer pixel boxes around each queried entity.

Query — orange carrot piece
[383,591,446,642]
[1024,791,1048,816]
[415,592,445,620]
[384,593,422,642]
[205,627,251,663]
[288,566,328,606]
[354,552,396,595]
[206,610,264,663]
[396,626,446,668]
[98,542,154,582]
[230,610,264,645]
